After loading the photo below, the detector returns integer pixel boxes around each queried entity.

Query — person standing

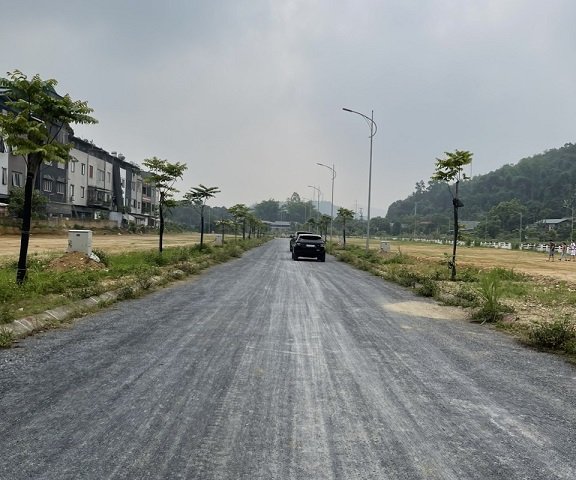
[548,241,556,261]
[560,242,568,261]
[571,241,576,261]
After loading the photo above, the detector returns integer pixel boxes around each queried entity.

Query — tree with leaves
[228,203,250,239]
[431,150,472,280]
[142,157,187,253]
[215,218,233,244]
[318,214,331,241]
[336,207,355,248]
[184,184,220,248]
[0,70,97,283]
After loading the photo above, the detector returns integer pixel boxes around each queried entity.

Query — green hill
[385,142,576,239]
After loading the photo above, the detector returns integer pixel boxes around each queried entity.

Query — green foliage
[92,248,109,266]
[474,270,504,323]
[527,316,576,352]
[431,150,472,184]
[0,69,97,162]
[381,252,412,265]
[0,328,14,348]
[416,277,439,297]
[7,187,48,218]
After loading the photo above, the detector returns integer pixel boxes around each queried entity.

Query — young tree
[318,214,331,241]
[336,207,355,248]
[228,204,249,239]
[215,218,233,244]
[184,184,220,248]
[142,157,187,253]
[0,70,97,283]
[431,150,472,280]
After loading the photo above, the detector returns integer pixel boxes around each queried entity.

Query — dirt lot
[390,242,576,284]
[0,232,205,261]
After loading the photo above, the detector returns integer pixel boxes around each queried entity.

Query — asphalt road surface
[1,239,575,479]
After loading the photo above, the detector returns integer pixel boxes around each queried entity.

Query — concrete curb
[2,290,122,339]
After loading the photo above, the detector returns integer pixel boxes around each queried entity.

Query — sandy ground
[375,240,576,284]
[0,232,205,260]
[1,233,575,283]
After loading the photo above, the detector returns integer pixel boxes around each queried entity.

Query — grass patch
[0,328,14,348]
[526,316,576,353]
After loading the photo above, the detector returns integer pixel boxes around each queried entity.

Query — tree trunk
[16,161,37,284]
[200,206,205,248]
[451,180,460,281]
[343,225,347,249]
[159,192,165,253]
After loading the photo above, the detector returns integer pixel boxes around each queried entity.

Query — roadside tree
[184,184,220,248]
[336,207,355,248]
[0,70,97,283]
[142,157,187,253]
[229,204,250,239]
[431,150,472,280]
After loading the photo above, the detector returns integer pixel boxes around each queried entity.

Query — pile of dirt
[48,252,105,272]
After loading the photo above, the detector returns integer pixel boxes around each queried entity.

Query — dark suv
[292,234,326,262]
[289,231,313,252]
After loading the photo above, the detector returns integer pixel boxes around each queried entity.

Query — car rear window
[298,235,322,241]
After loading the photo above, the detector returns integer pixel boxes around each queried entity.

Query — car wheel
[292,252,298,261]
[318,255,326,262]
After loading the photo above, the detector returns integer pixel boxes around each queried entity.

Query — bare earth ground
[0,232,204,260]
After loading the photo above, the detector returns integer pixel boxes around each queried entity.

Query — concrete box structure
[68,230,93,255]
[380,241,390,252]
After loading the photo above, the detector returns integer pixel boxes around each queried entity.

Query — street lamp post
[317,163,336,242]
[342,107,377,251]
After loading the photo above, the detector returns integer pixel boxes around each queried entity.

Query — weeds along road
[1,239,575,479]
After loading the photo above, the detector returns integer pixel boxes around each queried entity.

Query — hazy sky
[2,0,575,216]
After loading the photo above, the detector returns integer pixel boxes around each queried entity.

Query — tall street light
[317,163,336,242]
[342,107,377,251]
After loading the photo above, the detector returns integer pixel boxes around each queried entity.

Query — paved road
[1,239,575,479]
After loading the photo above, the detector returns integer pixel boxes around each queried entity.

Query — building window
[12,172,22,187]
[70,162,76,173]
[89,165,94,178]
[56,182,65,194]
[43,179,53,192]
[81,163,86,175]
[107,172,111,184]
[70,184,75,201]
[1,167,6,185]
[98,169,105,182]
[81,186,85,198]
[133,199,136,208]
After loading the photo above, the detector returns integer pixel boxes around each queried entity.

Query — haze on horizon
[2,0,575,215]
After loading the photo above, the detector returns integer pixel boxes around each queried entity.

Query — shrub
[416,277,439,298]
[0,328,13,348]
[527,317,576,351]
[92,248,110,266]
[473,271,512,323]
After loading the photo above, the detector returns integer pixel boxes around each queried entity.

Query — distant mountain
[386,142,576,225]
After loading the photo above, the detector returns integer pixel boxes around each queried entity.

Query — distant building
[538,218,571,231]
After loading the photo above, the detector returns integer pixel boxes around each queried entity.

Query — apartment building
[0,91,159,226]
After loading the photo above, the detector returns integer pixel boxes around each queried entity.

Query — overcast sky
[2,0,575,215]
